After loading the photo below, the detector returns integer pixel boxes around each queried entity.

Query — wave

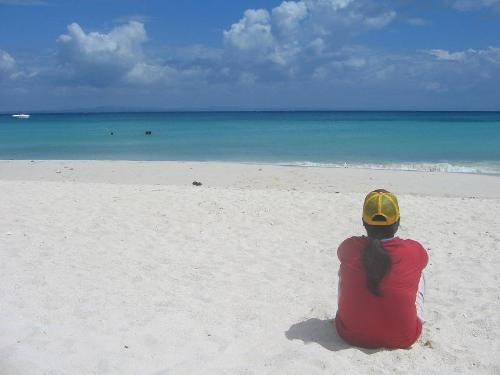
[260,161,500,175]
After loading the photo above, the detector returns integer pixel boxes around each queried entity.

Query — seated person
[335,189,428,349]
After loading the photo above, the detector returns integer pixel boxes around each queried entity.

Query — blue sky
[1,0,499,111]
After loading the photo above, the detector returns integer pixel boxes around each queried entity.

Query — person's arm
[337,270,342,303]
[416,273,426,322]
[420,244,429,269]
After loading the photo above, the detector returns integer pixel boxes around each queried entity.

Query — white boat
[12,113,30,119]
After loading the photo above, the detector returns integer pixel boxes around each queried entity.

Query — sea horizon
[3,109,500,115]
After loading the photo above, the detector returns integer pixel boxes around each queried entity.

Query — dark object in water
[192,181,203,186]
[145,130,152,135]
[110,132,114,135]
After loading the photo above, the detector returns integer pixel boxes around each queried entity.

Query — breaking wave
[267,161,500,175]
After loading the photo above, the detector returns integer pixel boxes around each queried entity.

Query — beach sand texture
[1,161,499,374]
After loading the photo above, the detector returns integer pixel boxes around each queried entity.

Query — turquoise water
[1,111,500,174]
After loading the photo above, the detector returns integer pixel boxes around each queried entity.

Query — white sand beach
[1,160,499,374]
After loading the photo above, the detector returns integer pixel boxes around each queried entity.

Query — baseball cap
[362,189,400,226]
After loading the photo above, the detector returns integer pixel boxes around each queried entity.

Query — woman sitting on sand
[335,189,428,349]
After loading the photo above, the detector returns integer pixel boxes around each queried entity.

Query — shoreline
[2,158,500,176]
[239,160,500,177]
[1,159,500,198]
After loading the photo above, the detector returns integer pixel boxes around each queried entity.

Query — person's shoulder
[398,238,425,249]
[340,236,367,248]
[397,238,429,265]
[338,236,367,259]
[399,238,425,251]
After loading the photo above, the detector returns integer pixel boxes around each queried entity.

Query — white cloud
[4,1,499,110]
[405,47,500,92]
[0,49,16,80]
[477,46,500,64]
[427,49,466,61]
[124,62,176,85]
[0,50,15,71]
[56,21,178,87]
[223,9,274,54]
[449,0,500,10]
[426,47,500,64]
[0,49,41,84]
[223,0,396,70]
[300,43,500,97]
[58,21,146,67]
[305,0,354,11]
[272,1,308,36]
[32,1,400,89]
[303,0,395,30]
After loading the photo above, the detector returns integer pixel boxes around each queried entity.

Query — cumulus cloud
[11,1,401,89]
[222,0,396,80]
[57,21,147,86]
[272,1,308,36]
[55,21,184,87]
[3,0,500,110]
[224,9,274,53]
[224,0,396,56]
[219,0,491,98]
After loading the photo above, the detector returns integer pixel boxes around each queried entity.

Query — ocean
[1,111,499,174]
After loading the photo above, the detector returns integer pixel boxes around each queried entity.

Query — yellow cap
[362,189,400,226]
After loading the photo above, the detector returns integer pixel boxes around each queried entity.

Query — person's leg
[416,273,426,322]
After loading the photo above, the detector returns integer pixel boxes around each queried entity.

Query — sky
[0,0,500,111]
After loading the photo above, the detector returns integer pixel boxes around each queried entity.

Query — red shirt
[335,236,428,349]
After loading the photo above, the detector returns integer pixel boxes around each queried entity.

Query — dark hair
[362,218,400,296]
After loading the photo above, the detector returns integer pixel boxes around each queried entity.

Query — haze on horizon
[1,0,499,112]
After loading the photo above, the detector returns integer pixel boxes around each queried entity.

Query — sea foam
[272,161,500,175]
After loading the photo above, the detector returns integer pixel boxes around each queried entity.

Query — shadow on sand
[285,318,384,354]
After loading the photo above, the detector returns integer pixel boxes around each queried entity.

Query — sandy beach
[1,160,499,374]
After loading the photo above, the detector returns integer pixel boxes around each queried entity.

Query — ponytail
[362,237,392,296]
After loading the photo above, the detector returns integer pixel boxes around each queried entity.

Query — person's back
[335,190,428,349]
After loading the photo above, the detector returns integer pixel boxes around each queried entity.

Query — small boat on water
[12,113,30,119]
